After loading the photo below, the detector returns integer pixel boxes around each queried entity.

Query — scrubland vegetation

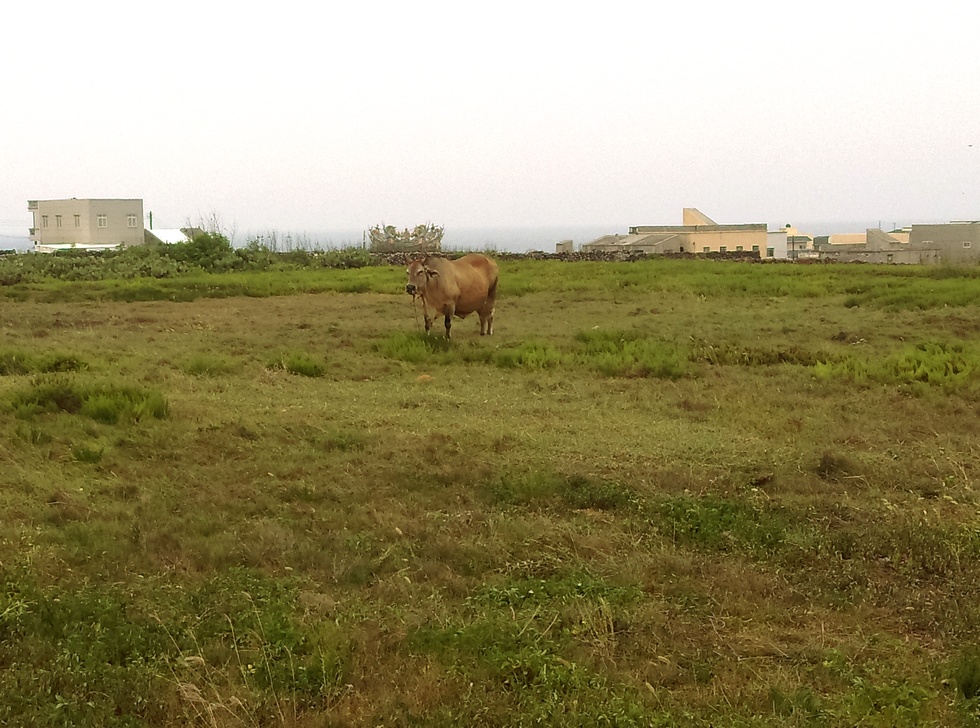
[2,237,980,726]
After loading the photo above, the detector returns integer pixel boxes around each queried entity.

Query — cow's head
[405,259,438,296]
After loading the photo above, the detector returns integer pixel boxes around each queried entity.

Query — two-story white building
[28,198,145,252]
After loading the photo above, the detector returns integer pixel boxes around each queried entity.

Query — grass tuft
[6,376,168,423]
[655,495,788,555]
[953,649,980,700]
[483,470,635,512]
[71,443,105,463]
[0,350,86,376]
[267,351,326,377]
[182,353,240,376]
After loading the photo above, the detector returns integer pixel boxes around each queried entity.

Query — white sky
[2,1,978,240]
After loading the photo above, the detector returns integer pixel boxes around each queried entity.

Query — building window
[97,214,107,228]
[719,246,727,253]
[751,245,760,252]
[964,241,972,249]
[74,214,81,227]
[42,215,49,227]
[127,214,138,228]
[736,245,744,251]
[702,246,710,253]
[766,247,775,258]
[56,215,63,228]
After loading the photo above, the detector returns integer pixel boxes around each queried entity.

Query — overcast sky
[2,2,978,243]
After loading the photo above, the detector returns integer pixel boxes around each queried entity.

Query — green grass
[182,353,241,376]
[6,376,168,423]
[0,350,86,375]
[1,257,980,725]
[266,351,327,377]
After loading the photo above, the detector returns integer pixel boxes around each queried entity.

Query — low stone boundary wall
[371,250,766,264]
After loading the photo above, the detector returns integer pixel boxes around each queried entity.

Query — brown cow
[405,254,498,338]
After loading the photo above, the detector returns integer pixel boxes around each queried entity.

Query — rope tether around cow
[411,292,421,331]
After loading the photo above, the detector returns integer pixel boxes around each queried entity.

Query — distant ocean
[0,220,941,255]
[0,226,631,254]
[239,226,632,254]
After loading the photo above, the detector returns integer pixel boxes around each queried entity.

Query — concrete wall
[766,230,788,259]
[29,199,144,247]
[909,223,980,265]
[555,239,574,253]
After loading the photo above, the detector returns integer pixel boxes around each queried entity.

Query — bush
[163,232,237,272]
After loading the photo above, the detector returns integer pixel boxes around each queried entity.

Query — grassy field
[2,256,980,726]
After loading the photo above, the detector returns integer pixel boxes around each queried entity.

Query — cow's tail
[487,274,498,300]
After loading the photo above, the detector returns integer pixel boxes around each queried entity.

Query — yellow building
[582,208,769,256]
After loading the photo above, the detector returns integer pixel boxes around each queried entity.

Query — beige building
[582,208,769,257]
[820,229,911,247]
[28,198,145,251]
[815,229,920,263]
[908,222,980,265]
[816,222,980,265]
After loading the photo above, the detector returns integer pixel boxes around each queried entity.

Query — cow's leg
[442,304,456,339]
[479,304,494,335]
[423,312,433,334]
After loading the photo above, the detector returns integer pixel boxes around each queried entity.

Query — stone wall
[371,250,763,265]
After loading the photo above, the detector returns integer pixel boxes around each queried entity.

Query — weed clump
[493,341,563,370]
[483,470,634,512]
[574,329,688,379]
[7,376,168,423]
[267,351,326,377]
[183,354,240,376]
[0,350,86,376]
[814,451,860,482]
[953,649,980,700]
[376,332,453,364]
[689,339,828,367]
[655,495,788,555]
[319,429,368,452]
[814,341,980,394]
[71,443,105,463]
